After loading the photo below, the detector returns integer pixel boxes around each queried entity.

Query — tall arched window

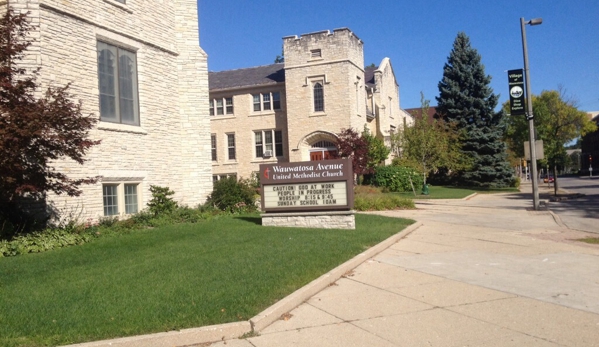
[97,45,117,121]
[313,82,324,112]
[97,41,139,125]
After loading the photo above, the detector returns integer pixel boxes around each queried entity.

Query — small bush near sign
[207,177,257,212]
[373,166,423,192]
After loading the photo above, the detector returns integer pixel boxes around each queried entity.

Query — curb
[62,221,423,347]
[547,210,567,228]
[548,193,585,202]
[64,321,252,347]
[463,192,478,200]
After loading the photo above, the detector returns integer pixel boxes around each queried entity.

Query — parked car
[543,175,554,183]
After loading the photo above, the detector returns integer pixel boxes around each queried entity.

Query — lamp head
[528,18,543,26]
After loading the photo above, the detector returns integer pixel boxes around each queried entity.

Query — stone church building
[2,0,213,220]
[209,28,411,181]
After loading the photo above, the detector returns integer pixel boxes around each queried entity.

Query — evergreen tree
[436,32,513,187]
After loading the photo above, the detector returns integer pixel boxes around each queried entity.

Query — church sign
[260,158,354,213]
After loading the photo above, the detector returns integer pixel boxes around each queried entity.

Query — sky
[198,0,599,111]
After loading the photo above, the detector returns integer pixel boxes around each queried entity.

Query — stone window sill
[250,111,278,117]
[210,115,236,121]
[251,158,281,163]
[98,121,147,134]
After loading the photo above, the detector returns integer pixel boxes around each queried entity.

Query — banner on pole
[508,69,525,116]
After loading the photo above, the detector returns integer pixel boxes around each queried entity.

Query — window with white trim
[211,134,217,161]
[227,133,236,160]
[226,97,233,114]
[103,185,118,216]
[210,97,233,116]
[97,41,139,125]
[255,130,283,158]
[274,92,281,110]
[252,92,281,112]
[124,184,138,214]
[102,182,140,216]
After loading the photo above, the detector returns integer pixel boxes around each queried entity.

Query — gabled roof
[209,63,285,91]
[405,107,439,122]
[364,66,376,88]
[209,62,385,91]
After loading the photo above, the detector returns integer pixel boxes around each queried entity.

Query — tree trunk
[553,165,558,196]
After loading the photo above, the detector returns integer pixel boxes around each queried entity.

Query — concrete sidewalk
[213,190,599,347]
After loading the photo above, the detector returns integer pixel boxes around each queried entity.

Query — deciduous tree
[335,128,370,183]
[361,126,390,172]
[396,94,465,186]
[0,11,100,230]
[504,88,597,193]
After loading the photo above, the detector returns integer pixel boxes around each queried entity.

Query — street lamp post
[521,17,542,210]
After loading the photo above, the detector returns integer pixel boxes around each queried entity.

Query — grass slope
[0,214,413,347]
[390,185,519,199]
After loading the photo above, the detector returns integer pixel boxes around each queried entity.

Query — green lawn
[577,237,599,245]
[389,185,519,199]
[0,214,413,347]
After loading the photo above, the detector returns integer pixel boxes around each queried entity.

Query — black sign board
[259,158,354,213]
[507,69,525,116]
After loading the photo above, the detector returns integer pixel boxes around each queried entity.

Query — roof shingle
[209,63,285,90]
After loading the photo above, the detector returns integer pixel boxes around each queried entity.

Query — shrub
[207,177,257,213]
[249,171,261,189]
[354,195,414,211]
[373,165,423,192]
[147,185,177,216]
[97,216,119,228]
[0,228,95,257]
[168,206,215,224]
[511,176,521,188]
[1,189,226,257]
[354,185,383,195]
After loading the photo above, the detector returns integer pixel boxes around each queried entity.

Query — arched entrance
[294,131,338,162]
[309,140,337,161]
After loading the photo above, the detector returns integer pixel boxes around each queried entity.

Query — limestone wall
[210,84,288,180]
[373,58,401,138]
[40,0,177,53]
[6,0,211,221]
[283,28,366,162]
[261,211,356,229]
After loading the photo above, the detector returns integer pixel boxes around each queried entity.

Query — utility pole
[521,17,542,210]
